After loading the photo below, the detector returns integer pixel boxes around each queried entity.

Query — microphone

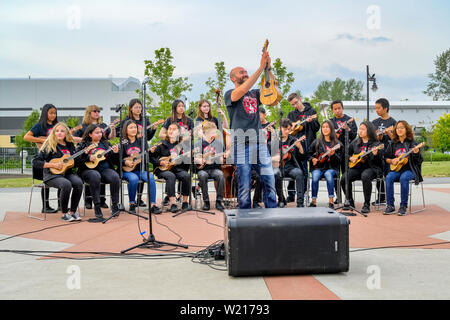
[115,104,124,112]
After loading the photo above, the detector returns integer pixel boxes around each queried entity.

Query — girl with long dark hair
[308,120,342,208]
[340,121,384,214]
[75,124,121,222]
[159,99,194,140]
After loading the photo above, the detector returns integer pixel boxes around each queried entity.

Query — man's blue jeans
[235,142,277,209]
[385,170,415,207]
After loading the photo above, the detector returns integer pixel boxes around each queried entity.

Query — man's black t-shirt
[224,88,261,144]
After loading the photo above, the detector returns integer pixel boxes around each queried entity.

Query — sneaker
[297,203,305,208]
[162,195,170,206]
[150,206,162,214]
[328,203,334,209]
[170,204,179,213]
[287,195,296,203]
[71,211,82,221]
[361,204,371,214]
[111,204,120,217]
[129,203,137,214]
[202,200,210,211]
[42,207,58,214]
[277,201,286,208]
[61,213,75,222]
[137,198,146,207]
[85,202,93,210]
[215,200,225,212]
[372,199,386,206]
[182,202,192,211]
[383,205,396,215]
[398,206,407,216]
[308,202,316,207]
[100,202,109,209]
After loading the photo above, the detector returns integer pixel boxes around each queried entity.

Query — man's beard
[236,76,248,85]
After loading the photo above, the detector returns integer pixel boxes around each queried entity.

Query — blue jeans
[235,143,277,209]
[311,169,336,199]
[385,170,415,207]
[122,170,156,204]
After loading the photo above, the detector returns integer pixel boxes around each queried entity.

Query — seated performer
[76,124,121,222]
[340,121,384,214]
[150,123,192,213]
[73,104,117,209]
[159,99,194,140]
[308,120,342,209]
[120,120,161,214]
[33,122,84,222]
[272,118,306,208]
[194,121,228,211]
[384,120,423,216]
[24,103,59,213]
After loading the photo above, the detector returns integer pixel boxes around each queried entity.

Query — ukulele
[35,125,83,149]
[158,147,200,172]
[273,135,306,168]
[101,118,120,134]
[389,142,425,172]
[376,125,394,141]
[84,142,122,169]
[49,143,97,175]
[137,119,165,138]
[195,152,227,170]
[259,39,282,107]
[290,114,317,136]
[123,152,145,172]
[311,144,341,169]
[335,118,354,139]
[348,144,384,169]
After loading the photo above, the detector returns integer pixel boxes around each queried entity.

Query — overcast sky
[1,0,449,102]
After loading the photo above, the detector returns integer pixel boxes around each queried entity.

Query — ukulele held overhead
[259,39,282,107]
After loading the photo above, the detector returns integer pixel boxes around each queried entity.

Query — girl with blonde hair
[33,122,85,222]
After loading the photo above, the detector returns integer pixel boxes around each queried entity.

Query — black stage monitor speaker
[224,207,350,277]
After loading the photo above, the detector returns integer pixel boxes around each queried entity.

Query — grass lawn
[0,177,33,188]
[421,161,450,177]
[0,161,449,188]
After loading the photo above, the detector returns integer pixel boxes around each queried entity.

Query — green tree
[313,77,365,102]
[140,47,193,125]
[424,48,450,101]
[431,113,450,151]
[203,61,228,103]
[14,109,40,149]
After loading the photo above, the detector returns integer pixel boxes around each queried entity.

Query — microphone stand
[103,104,148,223]
[172,110,215,217]
[335,124,367,217]
[121,81,187,252]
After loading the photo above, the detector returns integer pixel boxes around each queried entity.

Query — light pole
[366,65,378,121]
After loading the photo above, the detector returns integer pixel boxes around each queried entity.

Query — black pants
[157,169,191,198]
[84,184,106,205]
[197,168,224,201]
[81,168,120,206]
[340,167,377,205]
[275,167,305,205]
[288,158,308,199]
[252,169,262,204]
[45,174,83,213]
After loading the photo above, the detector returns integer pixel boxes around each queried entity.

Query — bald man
[224,51,277,209]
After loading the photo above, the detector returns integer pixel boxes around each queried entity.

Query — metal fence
[0,147,38,175]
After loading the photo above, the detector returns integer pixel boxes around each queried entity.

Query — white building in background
[319,100,449,131]
[0,77,146,147]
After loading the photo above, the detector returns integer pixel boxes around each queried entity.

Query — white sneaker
[71,211,82,221]
[61,213,75,222]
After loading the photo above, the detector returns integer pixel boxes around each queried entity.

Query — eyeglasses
[92,110,100,113]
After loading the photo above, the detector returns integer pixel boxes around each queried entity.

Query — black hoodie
[287,102,320,148]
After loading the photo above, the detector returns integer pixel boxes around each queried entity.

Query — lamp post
[366,65,378,121]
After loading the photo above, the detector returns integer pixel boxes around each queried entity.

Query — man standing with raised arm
[224,50,277,209]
